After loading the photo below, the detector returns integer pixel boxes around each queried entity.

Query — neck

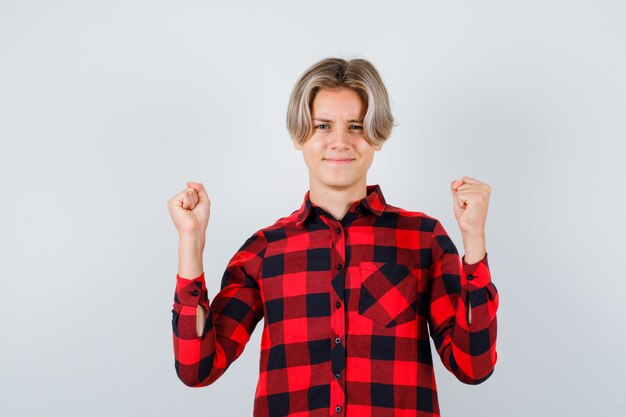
[308,178,367,222]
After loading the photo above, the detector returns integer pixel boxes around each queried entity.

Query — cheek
[303,143,322,157]
[302,147,321,167]
[361,158,373,171]
[360,150,375,165]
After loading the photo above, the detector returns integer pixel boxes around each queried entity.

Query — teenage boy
[167,57,498,417]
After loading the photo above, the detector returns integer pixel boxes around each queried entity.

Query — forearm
[450,280,498,384]
[429,223,498,384]
[177,234,207,336]
[171,283,216,386]
[171,279,262,387]
[432,281,498,384]
[171,230,266,387]
[460,232,486,323]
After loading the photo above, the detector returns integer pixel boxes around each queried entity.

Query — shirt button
[467,274,474,281]
[335,373,341,380]
[190,290,200,296]
[335,406,342,413]
[336,301,341,308]
[335,337,341,344]
[336,227,341,234]
[337,263,342,270]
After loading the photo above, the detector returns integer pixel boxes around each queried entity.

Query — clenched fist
[167,181,211,241]
[449,176,491,236]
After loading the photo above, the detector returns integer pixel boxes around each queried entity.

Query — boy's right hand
[167,181,211,240]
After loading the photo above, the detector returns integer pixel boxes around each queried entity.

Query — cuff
[461,252,491,289]
[175,272,208,306]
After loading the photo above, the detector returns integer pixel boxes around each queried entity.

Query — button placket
[329,221,346,416]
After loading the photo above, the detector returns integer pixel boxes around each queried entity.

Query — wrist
[460,228,485,239]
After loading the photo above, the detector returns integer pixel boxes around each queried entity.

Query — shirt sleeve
[171,231,267,387]
[427,219,499,384]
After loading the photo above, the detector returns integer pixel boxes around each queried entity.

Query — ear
[372,142,383,151]
[292,138,303,150]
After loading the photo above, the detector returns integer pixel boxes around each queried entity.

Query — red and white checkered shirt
[172,184,498,416]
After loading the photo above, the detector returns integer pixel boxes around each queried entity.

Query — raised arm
[167,182,266,387]
[427,176,499,383]
[427,219,498,384]
[167,181,211,337]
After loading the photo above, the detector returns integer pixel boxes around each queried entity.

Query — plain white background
[1,1,625,416]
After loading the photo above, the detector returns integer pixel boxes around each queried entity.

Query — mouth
[324,158,355,166]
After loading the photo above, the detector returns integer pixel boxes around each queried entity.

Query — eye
[315,124,329,130]
[350,125,364,130]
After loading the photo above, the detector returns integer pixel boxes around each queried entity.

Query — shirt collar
[295,184,386,226]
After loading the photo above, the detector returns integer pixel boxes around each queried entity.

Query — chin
[321,178,358,189]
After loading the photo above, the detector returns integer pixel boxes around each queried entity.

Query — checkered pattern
[172,184,498,416]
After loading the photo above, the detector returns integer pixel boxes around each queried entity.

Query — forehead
[311,88,365,118]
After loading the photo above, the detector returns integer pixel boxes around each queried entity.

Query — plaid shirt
[172,184,498,416]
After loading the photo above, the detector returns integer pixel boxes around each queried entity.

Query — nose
[329,127,352,149]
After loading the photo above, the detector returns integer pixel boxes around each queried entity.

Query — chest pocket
[358,261,419,328]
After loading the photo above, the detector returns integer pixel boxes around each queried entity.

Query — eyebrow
[313,117,364,123]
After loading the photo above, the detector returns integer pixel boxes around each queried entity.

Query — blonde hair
[286,57,395,147]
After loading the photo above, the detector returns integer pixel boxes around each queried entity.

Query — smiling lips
[324,158,355,165]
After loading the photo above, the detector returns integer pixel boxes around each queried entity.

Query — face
[293,87,383,193]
